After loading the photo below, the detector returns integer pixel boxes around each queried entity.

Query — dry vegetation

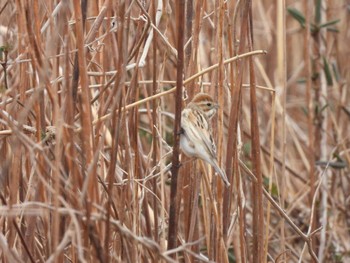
[0,0,349,262]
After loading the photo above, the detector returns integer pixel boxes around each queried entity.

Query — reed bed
[0,0,349,262]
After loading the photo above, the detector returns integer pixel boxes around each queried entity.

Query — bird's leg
[176,163,183,168]
[177,127,185,136]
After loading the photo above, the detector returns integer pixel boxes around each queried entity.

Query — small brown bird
[180,93,230,187]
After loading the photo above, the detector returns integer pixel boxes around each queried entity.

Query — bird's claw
[177,127,185,136]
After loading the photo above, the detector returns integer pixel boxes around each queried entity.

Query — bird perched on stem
[180,93,230,187]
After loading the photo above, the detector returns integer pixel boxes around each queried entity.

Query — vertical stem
[317,1,328,260]
[167,0,186,256]
[264,89,276,263]
[22,1,48,259]
[216,0,226,260]
[277,0,287,261]
[151,0,159,245]
[225,0,249,261]
[246,4,264,262]
[185,0,193,66]
[248,11,264,262]
[103,3,114,263]
[222,1,232,238]
[305,0,318,257]
[72,0,95,200]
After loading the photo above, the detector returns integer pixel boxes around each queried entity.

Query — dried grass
[0,0,349,262]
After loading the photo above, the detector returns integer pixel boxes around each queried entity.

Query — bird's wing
[182,108,217,157]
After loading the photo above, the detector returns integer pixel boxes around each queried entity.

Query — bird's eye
[207,103,212,107]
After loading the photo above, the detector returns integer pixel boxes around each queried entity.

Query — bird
[180,93,230,187]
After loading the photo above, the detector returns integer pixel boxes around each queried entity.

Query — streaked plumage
[180,93,230,187]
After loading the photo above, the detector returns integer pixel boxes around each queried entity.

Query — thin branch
[239,160,320,262]
[92,50,266,126]
[167,0,185,255]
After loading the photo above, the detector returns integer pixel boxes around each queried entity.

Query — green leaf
[243,141,251,156]
[319,19,340,28]
[0,45,10,60]
[323,56,333,86]
[287,7,305,27]
[315,0,322,24]
[332,62,340,81]
[228,246,237,263]
[326,27,339,33]
[297,77,306,84]
[310,23,318,34]
[263,177,279,197]
[301,106,308,116]
[320,103,329,113]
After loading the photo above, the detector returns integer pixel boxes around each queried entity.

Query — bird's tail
[211,159,230,187]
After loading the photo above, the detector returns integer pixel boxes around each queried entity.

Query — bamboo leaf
[287,7,305,27]
[301,106,308,116]
[332,62,340,81]
[315,0,322,24]
[0,46,5,60]
[263,177,279,197]
[310,23,319,34]
[327,27,339,33]
[320,103,329,113]
[323,56,333,86]
[319,19,340,28]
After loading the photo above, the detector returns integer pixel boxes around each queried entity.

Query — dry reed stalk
[167,0,185,256]
[276,0,287,262]
[248,4,265,263]
[0,0,349,262]
[215,0,227,261]
[151,0,160,247]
